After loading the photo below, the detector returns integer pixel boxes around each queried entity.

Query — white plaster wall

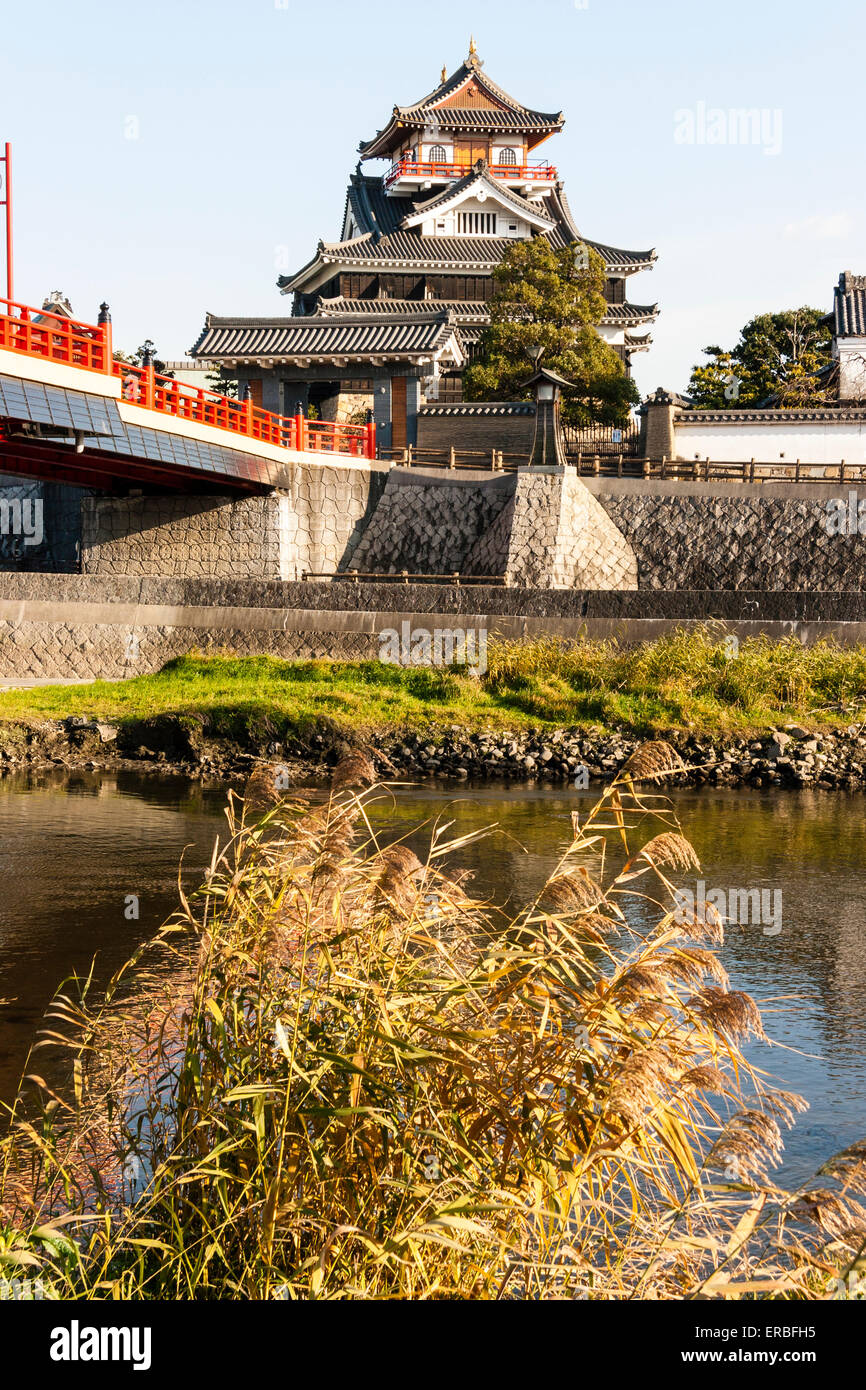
[491,143,525,164]
[676,420,866,465]
[598,323,625,347]
[838,339,866,402]
[421,142,454,161]
[421,200,529,238]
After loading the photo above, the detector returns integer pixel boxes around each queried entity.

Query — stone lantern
[520,360,573,469]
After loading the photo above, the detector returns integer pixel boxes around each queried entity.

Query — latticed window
[428,145,448,163]
[458,211,497,235]
[498,147,518,165]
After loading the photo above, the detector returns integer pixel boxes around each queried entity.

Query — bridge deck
[0,297,376,491]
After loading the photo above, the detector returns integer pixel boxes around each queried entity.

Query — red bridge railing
[0,298,376,461]
[0,296,109,372]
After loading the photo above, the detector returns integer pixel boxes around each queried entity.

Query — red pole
[2,143,12,304]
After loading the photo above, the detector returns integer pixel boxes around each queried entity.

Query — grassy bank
[1,628,866,741]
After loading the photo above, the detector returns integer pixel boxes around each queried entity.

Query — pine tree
[205,365,239,399]
[463,238,639,425]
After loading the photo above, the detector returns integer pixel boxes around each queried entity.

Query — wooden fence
[302,570,507,586]
[378,444,866,484]
[378,445,523,472]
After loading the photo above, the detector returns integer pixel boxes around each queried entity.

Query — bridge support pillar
[79,462,387,581]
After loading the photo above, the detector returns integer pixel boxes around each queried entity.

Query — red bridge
[0,297,377,493]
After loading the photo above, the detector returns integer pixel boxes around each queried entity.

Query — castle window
[458,211,497,235]
[498,147,518,165]
[429,145,448,163]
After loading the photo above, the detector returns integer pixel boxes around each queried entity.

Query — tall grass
[1,749,865,1299]
[484,628,866,728]
[2,626,866,736]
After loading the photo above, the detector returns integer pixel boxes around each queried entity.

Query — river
[0,769,863,1185]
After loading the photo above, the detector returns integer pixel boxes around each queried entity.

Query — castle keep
[191,43,658,451]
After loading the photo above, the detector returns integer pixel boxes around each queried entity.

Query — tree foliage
[205,365,238,399]
[463,237,639,425]
[687,308,834,408]
[113,343,175,379]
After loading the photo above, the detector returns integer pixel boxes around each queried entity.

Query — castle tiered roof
[280,170,656,295]
[358,49,564,159]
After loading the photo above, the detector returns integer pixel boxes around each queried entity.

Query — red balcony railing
[385,158,557,187]
[0,297,376,461]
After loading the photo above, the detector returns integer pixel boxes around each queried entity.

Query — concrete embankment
[3,574,866,683]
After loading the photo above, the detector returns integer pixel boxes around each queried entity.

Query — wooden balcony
[385,158,558,189]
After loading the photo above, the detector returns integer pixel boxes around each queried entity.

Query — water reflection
[0,771,863,1184]
[0,768,227,1106]
[366,784,866,1185]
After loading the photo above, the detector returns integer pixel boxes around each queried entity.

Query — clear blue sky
[3,0,864,396]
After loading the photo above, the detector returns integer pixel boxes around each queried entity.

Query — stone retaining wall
[503,472,637,590]
[347,467,637,589]
[349,471,513,575]
[588,479,866,590]
[6,571,866,619]
[81,494,286,579]
[8,460,866,597]
[0,575,865,683]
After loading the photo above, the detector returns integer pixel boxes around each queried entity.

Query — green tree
[113,343,175,379]
[463,237,639,425]
[687,308,834,408]
[205,364,238,399]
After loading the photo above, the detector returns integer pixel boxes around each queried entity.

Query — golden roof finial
[441,64,447,82]
[469,35,477,58]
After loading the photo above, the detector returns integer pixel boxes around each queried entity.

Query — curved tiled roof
[398,108,561,131]
[833,273,866,337]
[317,230,527,265]
[419,402,535,416]
[600,303,659,323]
[583,238,657,271]
[345,171,409,240]
[316,296,489,322]
[400,56,560,120]
[191,310,464,363]
[285,170,656,294]
[308,294,652,348]
[359,53,563,158]
[285,231,651,278]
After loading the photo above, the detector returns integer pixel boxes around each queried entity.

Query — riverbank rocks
[3,716,866,793]
[374,724,866,793]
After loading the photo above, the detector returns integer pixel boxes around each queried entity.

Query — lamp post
[141,339,155,410]
[520,362,572,469]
